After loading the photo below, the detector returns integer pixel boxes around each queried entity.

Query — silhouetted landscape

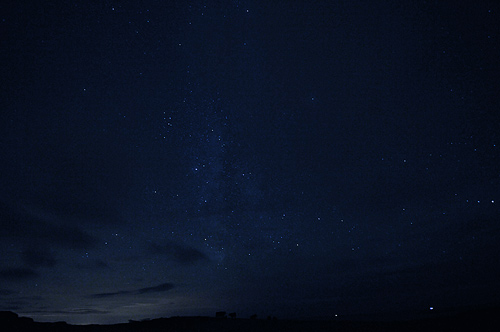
[2,307,499,332]
[2,1,500,331]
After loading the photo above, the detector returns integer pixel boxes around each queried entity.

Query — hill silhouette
[1,307,499,332]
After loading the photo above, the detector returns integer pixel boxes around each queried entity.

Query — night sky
[1,0,500,325]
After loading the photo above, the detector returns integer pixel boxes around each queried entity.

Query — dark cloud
[22,249,57,268]
[138,283,174,294]
[0,289,16,296]
[90,282,175,298]
[91,291,131,299]
[2,130,134,227]
[0,201,97,249]
[150,242,208,264]
[0,305,21,311]
[23,308,110,315]
[0,268,38,281]
[70,309,110,315]
[60,308,110,315]
[0,299,33,312]
[27,179,123,226]
[40,223,97,249]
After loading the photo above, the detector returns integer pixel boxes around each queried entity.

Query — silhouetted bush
[215,311,227,318]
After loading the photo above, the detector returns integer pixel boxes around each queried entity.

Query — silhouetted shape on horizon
[2,307,500,332]
[19,317,35,326]
[0,311,18,321]
[215,311,227,318]
[228,312,236,318]
[1,311,35,331]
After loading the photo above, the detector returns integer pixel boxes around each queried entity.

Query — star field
[1,0,500,325]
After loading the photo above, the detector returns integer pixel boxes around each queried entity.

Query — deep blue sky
[1,0,499,324]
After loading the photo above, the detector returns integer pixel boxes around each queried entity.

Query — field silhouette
[2,307,499,332]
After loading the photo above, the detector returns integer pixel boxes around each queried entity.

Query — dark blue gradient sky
[1,0,499,324]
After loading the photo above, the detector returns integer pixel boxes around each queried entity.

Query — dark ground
[2,307,499,332]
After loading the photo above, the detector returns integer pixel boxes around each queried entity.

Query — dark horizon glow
[1,0,499,325]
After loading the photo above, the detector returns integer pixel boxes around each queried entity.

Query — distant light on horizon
[429,307,434,310]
